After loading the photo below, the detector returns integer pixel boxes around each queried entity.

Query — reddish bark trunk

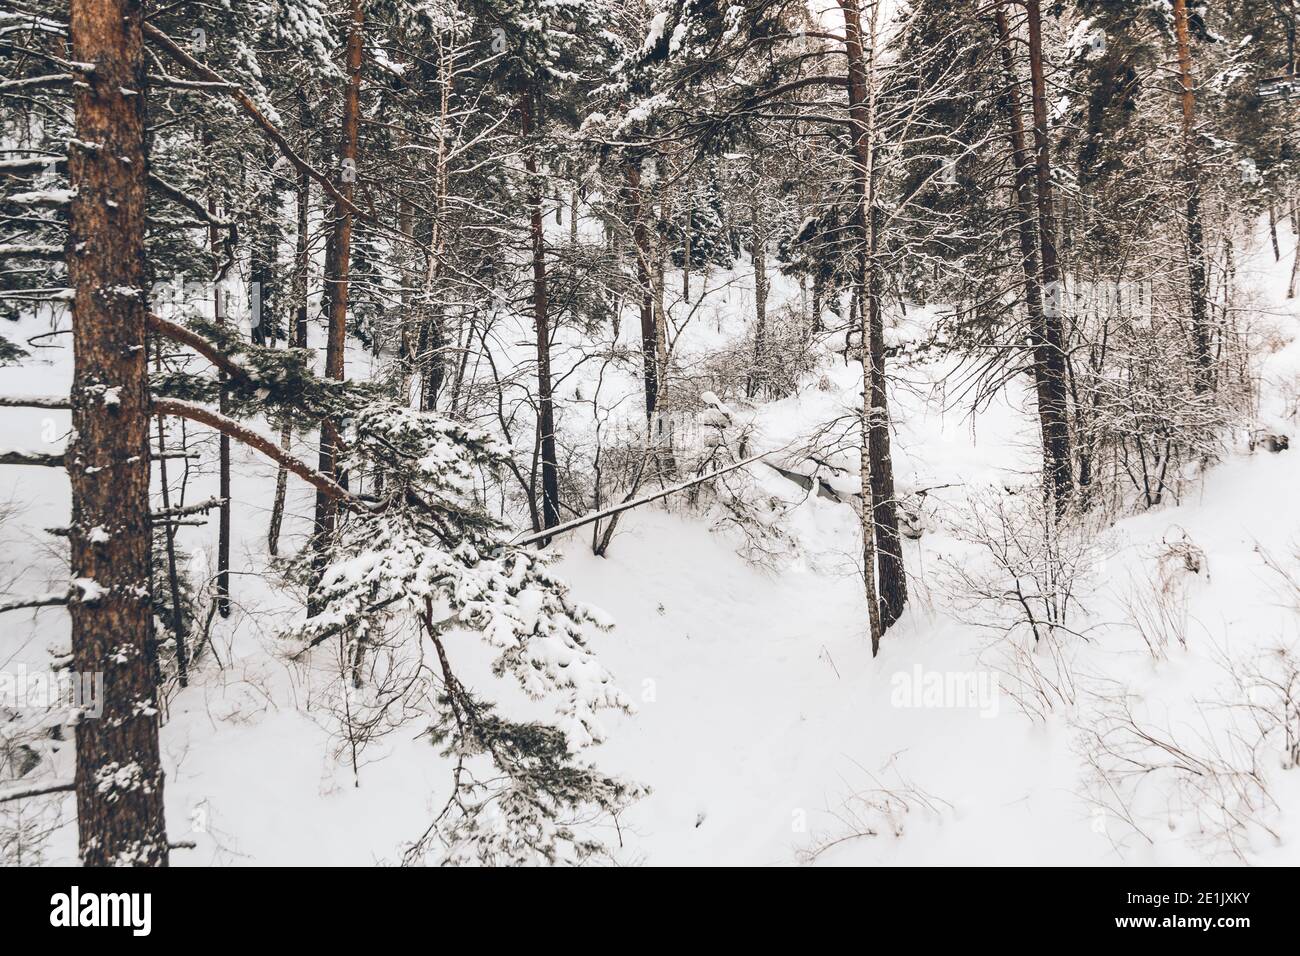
[67,0,168,866]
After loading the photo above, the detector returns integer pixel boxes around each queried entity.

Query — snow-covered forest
[2,0,1300,868]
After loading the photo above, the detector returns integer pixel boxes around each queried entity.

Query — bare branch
[146,312,254,385]
[152,398,356,506]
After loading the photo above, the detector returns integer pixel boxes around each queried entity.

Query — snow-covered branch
[0,449,64,467]
[0,779,75,804]
[0,589,68,613]
[0,394,70,409]
[141,22,372,231]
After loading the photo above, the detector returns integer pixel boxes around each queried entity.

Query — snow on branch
[1,446,195,467]
[147,313,361,424]
[0,73,71,93]
[141,22,378,235]
[0,589,69,613]
[0,449,64,467]
[0,242,62,260]
[0,395,70,409]
[0,779,74,804]
[152,495,225,519]
[0,155,64,176]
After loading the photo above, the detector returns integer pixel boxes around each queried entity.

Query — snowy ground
[4,218,1300,866]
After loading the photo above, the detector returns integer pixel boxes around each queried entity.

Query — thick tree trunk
[250,206,277,346]
[417,311,445,411]
[865,203,906,632]
[279,108,309,550]
[313,0,363,567]
[840,0,905,645]
[1172,0,1213,390]
[653,173,676,473]
[854,290,883,656]
[412,36,452,411]
[67,0,168,866]
[396,196,415,399]
[1023,0,1075,506]
[521,87,560,539]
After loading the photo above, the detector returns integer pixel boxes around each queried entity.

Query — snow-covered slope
[3,220,1299,866]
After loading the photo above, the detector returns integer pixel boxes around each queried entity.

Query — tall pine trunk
[268,417,291,557]
[414,34,452,411]
[67,0,168,866]
[626,159,659,422]
[840,0,905,646]
[995,3,1074,510]
[293,95,311,350]
[682,210,692,302]
[153,341,188,687]
[200,134,231,617]
[748,187,768,400]
[210,193,231,617]
[521,86,560,539]
[854,288,883,656]
[1023,0,1075,507]
[274,101,310,556]
[313,0,363,572]
[1172,0,1213,390]
[866,200,906,632]
[654,172,670,391]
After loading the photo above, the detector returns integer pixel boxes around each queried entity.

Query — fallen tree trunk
[512,450,774,548]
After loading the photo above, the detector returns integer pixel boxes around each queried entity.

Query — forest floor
[3,218,1300,865]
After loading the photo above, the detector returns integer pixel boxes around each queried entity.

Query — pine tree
[65,0,169,867]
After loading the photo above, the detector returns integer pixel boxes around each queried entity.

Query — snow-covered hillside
[4,218,1298,867]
